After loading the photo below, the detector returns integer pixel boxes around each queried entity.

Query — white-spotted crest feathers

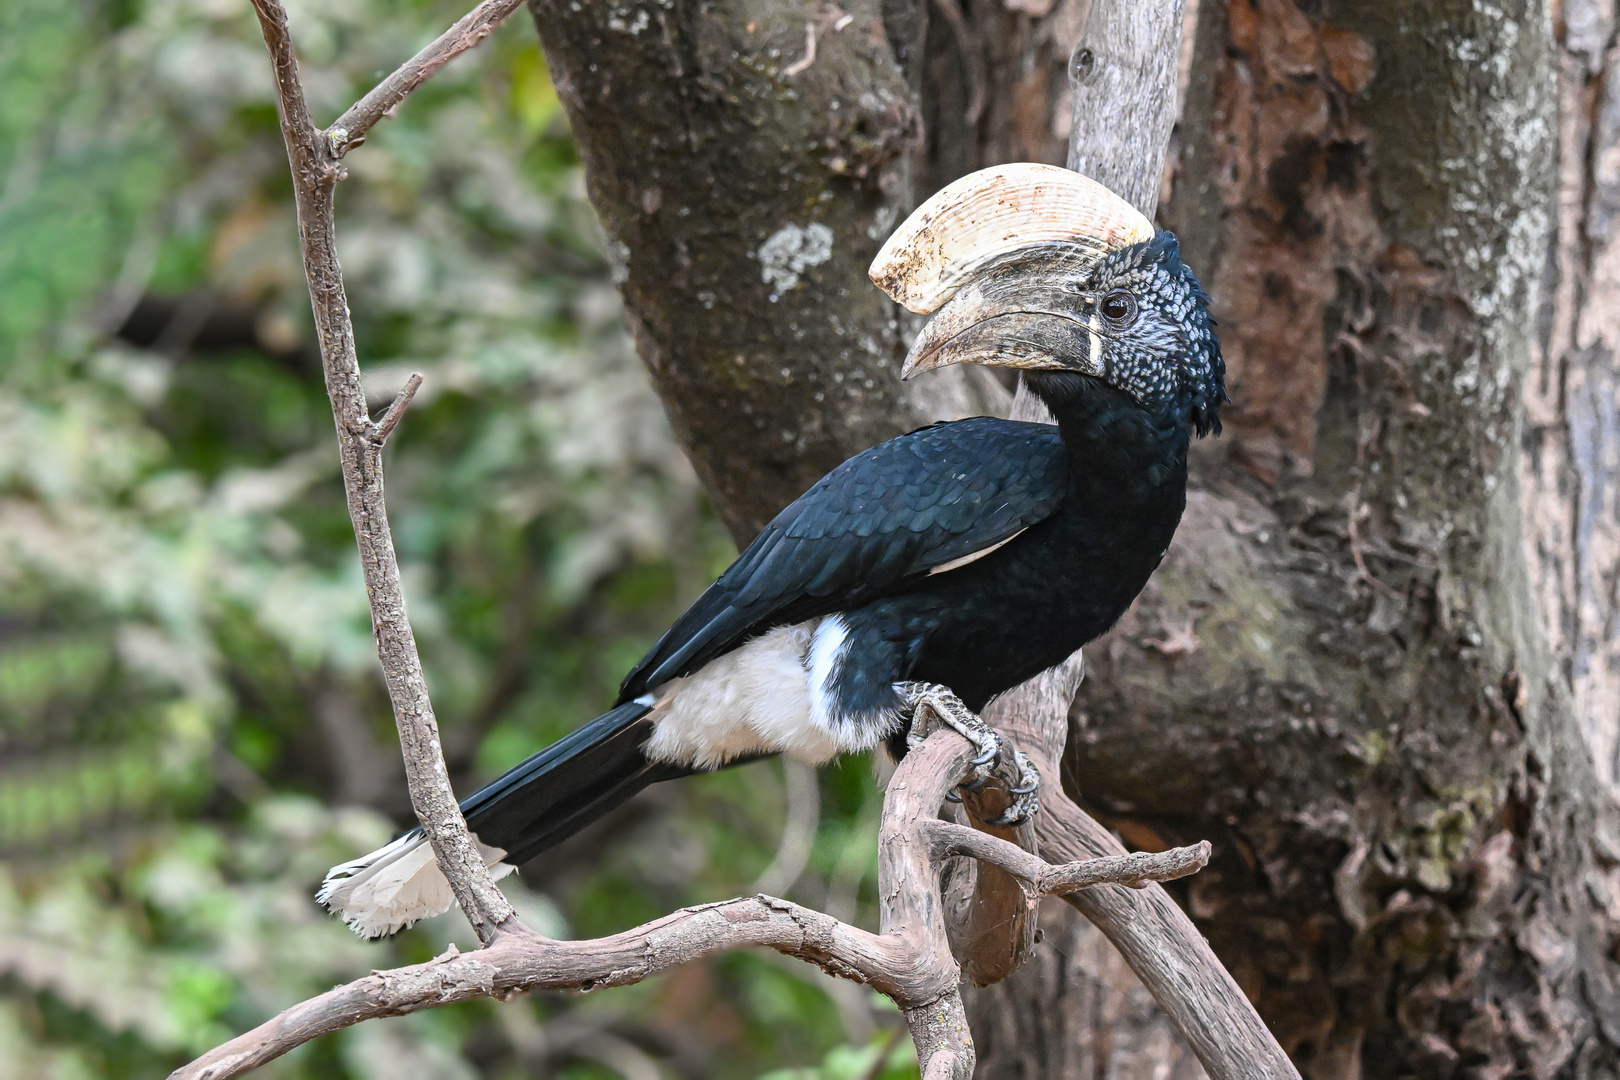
[317,830,516,939]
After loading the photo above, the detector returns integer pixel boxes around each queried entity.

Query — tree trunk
[530,0,1620,1076]
[1070,0,1620,1075]
[526,0,1003,543]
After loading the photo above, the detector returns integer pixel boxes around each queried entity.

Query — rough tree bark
[535,0,1620,1077]
[527,0,1004,540]
[1078,1,1620,1076]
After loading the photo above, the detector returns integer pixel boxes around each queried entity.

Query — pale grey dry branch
[937,705,1042,989]
[926,821,1211,897]
[1066,0,1187,218]
[246,0,515,943]
[373,371,424,443]
[169,731,1207,1080]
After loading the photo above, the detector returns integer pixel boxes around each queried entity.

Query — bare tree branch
[168,729,1207,1080]
[985,648,1300,1080]
[246,0,515,942]
[1066,0,1186,218]
[949,724,1041,988]
[926,822,1211,895]
[325,0,524,154]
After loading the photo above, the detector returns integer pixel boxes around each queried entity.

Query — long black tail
[459,701,694,867]
[320,702,693,936]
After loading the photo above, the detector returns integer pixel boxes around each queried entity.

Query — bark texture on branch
[526,0,1003,543]
[1064,0,1185,217]
[967,901,1208,1080]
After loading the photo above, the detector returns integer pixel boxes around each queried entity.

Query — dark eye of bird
[1100,290,1136,326]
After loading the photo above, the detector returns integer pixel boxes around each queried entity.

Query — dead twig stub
[373,371,424,443]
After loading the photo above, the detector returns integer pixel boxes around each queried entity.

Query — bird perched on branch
[320,163,1225,938]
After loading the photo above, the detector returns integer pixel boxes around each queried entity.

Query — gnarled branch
[169,728,1208,1080]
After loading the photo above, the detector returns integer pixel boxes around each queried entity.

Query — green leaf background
[0,1,915,1076]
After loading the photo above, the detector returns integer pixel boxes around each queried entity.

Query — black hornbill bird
[320,164,1225,937]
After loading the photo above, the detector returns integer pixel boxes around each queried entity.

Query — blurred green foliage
[0,1,913,1076]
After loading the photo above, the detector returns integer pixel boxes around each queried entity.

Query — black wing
[618,416,1067,700]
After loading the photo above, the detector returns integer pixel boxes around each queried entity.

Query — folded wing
[619,416,1067,700]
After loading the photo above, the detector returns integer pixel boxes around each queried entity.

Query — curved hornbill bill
[320,164,1225,937]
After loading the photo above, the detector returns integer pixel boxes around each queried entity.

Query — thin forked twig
[247,0,517,942]
[927,821,1210,894]
[326,0,525,154]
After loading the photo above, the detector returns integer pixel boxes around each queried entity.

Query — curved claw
[983,795,1039,828]
[982,750,1042,826]
[944,790,963,803]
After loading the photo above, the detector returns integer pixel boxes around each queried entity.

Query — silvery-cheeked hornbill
[320,164,1225,937]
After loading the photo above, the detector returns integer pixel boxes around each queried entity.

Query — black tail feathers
[459,701,693,867]
[318,701,692,937]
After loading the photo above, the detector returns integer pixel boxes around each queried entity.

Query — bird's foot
[897,682,1040,826]
[899,682,1002,771]
[996,748,1041,828]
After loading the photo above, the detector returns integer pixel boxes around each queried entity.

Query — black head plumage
[1085,231,1226,437]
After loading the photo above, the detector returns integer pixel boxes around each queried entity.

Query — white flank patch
[805,615,850,735]
[806,615,902,749]
[318,831,516,939]
[643,617,886,769]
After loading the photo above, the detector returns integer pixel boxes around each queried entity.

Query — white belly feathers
[640,616,886,770]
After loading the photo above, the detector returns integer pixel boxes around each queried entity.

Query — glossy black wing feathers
[618,417,1066,700]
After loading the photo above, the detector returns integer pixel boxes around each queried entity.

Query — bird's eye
[1100,291,1136,326]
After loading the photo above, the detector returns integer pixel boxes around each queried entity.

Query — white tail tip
[317,830,516,939]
